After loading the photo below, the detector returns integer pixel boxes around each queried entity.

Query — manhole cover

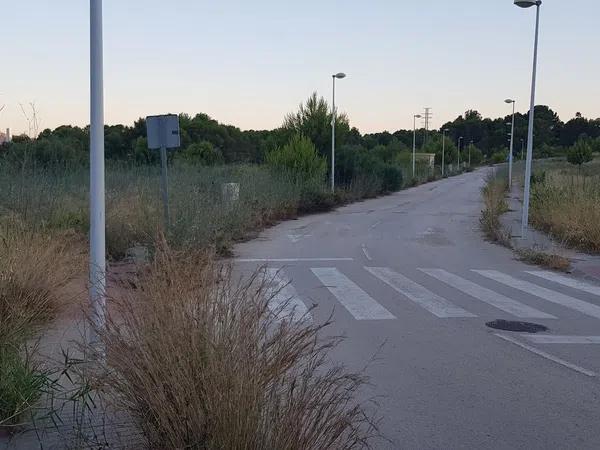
[486,320,548,333]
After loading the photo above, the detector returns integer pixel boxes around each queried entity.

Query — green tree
[282,92,350,158]
[266,134,327,183]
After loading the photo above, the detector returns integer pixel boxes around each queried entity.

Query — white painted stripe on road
[311,268,395,320]
[525,335,600,345]
[526,271,600,297]
[420,269,555,319]
[265,269,310,322]
[365,267,476,318]
[494,334,597,377]
[236,258,354,263]
[475,270,600,320]
[361,245,373,261]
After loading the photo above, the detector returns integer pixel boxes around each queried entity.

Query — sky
[1,0,599,136]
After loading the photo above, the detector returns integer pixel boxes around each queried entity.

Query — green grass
[0,345,49,429]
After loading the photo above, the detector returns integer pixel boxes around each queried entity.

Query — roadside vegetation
[529,143,600,253]
[80,241,379,448]
[480,170,511,246]
[0,221,83,430]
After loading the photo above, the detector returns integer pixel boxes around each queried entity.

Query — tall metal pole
[508,101,516,187]
[331,75,336,193]
[521,1,541,238]
[160,145,170,227]
[89,0,106,339]
[469,141,473,167]
[457,137,463,169]
[412,115,417,178]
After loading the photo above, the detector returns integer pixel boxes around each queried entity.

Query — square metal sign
[146,114,181,149]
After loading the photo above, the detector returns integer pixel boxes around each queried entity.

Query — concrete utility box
[146,114,181,149]
[222,183,240,204]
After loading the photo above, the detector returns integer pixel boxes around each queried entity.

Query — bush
[177,141,224,166]
[567,140,593,167]
[85,243,378,449]
[381,165,403,192]
[266,135,327,183]
[490,151,507,164]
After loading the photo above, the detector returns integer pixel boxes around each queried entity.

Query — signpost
[146,114,180,228]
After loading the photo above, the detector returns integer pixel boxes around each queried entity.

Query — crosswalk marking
[365,267,476,318]
[420,269,556,319]
[525,335,600,345]
[265,269,310,322]
[474,270,600,320]
[311,268,396,320]
[526,270,600,297]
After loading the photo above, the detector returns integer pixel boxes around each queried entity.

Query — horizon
[2,0,600,136]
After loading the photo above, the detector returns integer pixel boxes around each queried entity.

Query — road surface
[235,168,600,450]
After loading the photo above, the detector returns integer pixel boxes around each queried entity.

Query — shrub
[177,141,224,166]
[490,151,507,165]
[381,164,403,192]
[266,135,327,183]
[85,242,378,449]
[567,139,593,167]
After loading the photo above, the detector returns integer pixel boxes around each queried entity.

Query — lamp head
[515,0,541,8]
[505,99,515,104]
[414,114,422,118]
[333,73,346,79]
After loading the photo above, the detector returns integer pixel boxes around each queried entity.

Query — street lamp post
[457,136,463,169]
[90,0,106,340]
[515,0,542,238]
[521,139,525,159]
[442,129,449,177]
[505,99,516,188]
[331,72,346,193]
[412,114,421,178]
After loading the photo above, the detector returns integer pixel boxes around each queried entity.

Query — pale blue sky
[1,0,599,135]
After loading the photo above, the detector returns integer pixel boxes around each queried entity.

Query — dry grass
[530,165,600,253]
[85,239,379,449]
[480,172,511,246]
[0,219,84,427]
[515,248,571,272]
[0,219,84,346]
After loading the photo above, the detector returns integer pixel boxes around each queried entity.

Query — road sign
[146,114,180,150]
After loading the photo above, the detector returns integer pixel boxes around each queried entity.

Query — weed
[84,240,379,449]
[515,248,571,272]
[480,172,511,246]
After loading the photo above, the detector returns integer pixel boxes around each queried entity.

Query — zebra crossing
[263,266,600,325]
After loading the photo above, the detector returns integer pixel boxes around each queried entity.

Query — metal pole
[521,139,525,160]
[160,145,170,227]
[509,101,515,187]
[522,2,541,238]
[442,130,446,177]
[412,116,416,178]
[457,137,462,169]
[89,0,106,339]
[331,76,336,193]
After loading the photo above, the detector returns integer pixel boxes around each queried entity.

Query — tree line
[1,94,598,168]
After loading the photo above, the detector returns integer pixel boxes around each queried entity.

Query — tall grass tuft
[86,239,378,449]
[480,172,511,246]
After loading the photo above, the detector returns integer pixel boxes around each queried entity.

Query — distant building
[0,128,11,144]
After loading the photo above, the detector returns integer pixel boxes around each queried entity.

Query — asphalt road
[234,168,600,450]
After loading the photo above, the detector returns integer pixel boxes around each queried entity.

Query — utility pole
[422,107,432,148]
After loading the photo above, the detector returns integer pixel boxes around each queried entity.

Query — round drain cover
[486,320,548,333]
